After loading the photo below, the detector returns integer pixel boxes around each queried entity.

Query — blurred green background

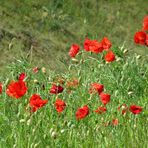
[0,0,148,73]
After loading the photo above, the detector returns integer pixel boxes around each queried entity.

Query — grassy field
[0,0,148,147]
[0,0,148,73]
[0,44,148,147]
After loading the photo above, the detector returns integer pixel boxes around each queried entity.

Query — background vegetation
[0,0,148,73]
[0,1,148,147]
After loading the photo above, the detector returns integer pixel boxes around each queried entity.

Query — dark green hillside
[0,0,148,73]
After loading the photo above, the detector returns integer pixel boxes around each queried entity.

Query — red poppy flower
[57,77,65,85]
[76,105,89,120]
[50,84,64,94]
[100,93,110,105]
[134,31,147,45]
[18,72,26,81]
[104,50,116,62]
[6,80,27,99]
[0,83,3,94]
[89,83,104,94]
[101,37,112,50]
[29,94,48,112]
[55,99,66,113]
[84,38,91,51]
[84,38,103,54]
[146,34,148,46]
[89,40,103,54]
[112,119,118,126]
[94,106,107,114]
[143,16,148,31]
[66,78,79,88]
[118,104,128,115]
[33,67,39,73]
[129,105,142,115]
[69,44,80,58]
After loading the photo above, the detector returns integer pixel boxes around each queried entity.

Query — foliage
[0,44,148,147]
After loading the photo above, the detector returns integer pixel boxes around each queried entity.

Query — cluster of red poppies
[75,82,143,121]
[134,16,148,46]
[69,37,116,62]
[1,17,146,124]
[0,69,143,123]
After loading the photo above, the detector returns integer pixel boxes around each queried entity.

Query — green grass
[0,45,148,147]
[0,0,148,73]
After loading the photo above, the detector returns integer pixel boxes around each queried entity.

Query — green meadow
[0,0,148,148]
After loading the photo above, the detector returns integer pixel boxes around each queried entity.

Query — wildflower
[57,77,65,85]
[69,44,80,58]
[104,50,116,62]
[89,83,104,94]
[0,83,3,94]
[146,34,148,46]
[33,67,39,73]
[112,119,119,126]
[89,41,103,54]
[55,99,66,113]
[29,94,48,112]
[134,31,147,45]
[118,104,128,115]
[50,84,64,94]
[66,78,79,88]
[143,16,148,31]
[129,105,142,115]
[84,38,91,51]
[84,38,103,54]
[6,80,27,99]
[100,93,110,105]
[18,72,26,81]
[94,106,107,114]
[101,37,112,50]
[76,105,89,120]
